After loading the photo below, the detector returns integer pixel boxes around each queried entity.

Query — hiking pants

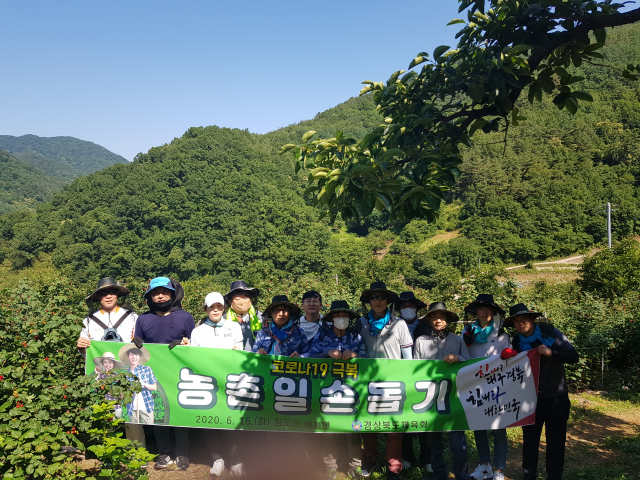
[401,432,431,466]
[474,428,507,470]
[522,393,571,480]
[425,431,470,480]
[154,425,189,457]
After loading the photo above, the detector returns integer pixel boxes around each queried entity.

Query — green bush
[0,279,151,478]
[579,237,640,298]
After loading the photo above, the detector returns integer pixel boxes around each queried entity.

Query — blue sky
[0,1,462,160]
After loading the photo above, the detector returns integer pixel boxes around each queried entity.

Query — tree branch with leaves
[281,0,640,223]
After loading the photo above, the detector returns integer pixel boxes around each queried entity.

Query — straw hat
[93,351,126,372]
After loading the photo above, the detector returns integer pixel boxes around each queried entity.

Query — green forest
[0,135,128,213]
[0,150,64,214]
[0,134,128,182]
[1,24,639,285]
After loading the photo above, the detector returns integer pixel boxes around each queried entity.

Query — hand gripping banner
[86,341,539,433]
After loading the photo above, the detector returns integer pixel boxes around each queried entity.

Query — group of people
[77,276,578,480]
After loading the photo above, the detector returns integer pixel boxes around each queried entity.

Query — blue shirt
[252,325,310,357]
[306,326,367,358]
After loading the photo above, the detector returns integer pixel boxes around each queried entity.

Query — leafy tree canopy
[282,0,640,223]
[579,237,640,297]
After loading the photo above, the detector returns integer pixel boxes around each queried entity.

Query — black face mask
[148,298,172,312]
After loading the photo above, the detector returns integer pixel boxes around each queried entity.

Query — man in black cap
[462,294,510,480]
[397,291,427,338]
[77,277,142,446]
[77,277,137,354]
[505,304,578,480]
[299,290,325,341]
[358,282,412,480]
[221,280,262,351]
[252,295,308,357]
[414,302,471,480]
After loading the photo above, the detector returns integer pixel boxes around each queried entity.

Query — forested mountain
[0,150,64,214]
[0,24,639,287]
[0,134,128,182]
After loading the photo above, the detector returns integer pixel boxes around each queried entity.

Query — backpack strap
[113,310,132,330]
[88,314,108,330]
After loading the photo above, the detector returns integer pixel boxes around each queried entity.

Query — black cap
[398,291,427,310]
[224,280,259,303]
[360,282,398,304]
[421,302,459,323]
[263,295,302,318]
[86,277,129,302]
[504,303,543,327]
[324,300,359,320]
[464,294,505,316]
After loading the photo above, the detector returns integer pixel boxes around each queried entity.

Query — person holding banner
[358,282,412,480]
[77,277,137,355]
[134,277,195,471]
[298,290,326,341]
[462,294,511,480]
[414,302,471,480]
[253,295,309,357]
[220,280,263,351]
[77,278,142,445]
[397,291,432,473]
[308,300,365,479]
[189,292,245,477]
[505,304,578,480]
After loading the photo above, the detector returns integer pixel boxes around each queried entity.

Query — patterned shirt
[126,365,157,415]
[252,325,310,357]
[306,326,367,358]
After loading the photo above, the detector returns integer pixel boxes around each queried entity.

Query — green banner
[86,341,539,433]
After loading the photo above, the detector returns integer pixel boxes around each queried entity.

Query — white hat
[93,351,126,371]
[204,292,225,308]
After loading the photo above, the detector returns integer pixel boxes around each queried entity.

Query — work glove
[132,337,144,348]
[500,348,518,360]
[462,330,474,347]
[168,339,182,350]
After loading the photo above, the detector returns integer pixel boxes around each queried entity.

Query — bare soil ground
[134,392,640,480]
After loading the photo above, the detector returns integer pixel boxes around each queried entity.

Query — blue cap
[144,277,176,298]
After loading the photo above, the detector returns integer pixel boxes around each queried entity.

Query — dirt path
[505,255,586,271]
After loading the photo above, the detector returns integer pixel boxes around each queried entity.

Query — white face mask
[333,317,350,330]
[401,308,417,320]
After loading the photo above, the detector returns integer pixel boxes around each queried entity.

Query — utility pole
[607,202,612,249]
[601,202,617,248]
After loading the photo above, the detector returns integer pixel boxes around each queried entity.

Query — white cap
[204,292,225,308]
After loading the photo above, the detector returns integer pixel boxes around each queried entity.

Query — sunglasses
[369,295,387,301]
[99,288,120,296]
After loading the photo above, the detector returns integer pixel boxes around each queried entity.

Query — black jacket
[512,324,579,399]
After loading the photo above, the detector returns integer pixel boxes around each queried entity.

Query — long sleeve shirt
[306,327,367,358]
[414,329,471,361]
[251,325,310,356]
[512,325,579,399]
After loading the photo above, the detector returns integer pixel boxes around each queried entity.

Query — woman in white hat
[189,292,245,477]
[93,351,126,374]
